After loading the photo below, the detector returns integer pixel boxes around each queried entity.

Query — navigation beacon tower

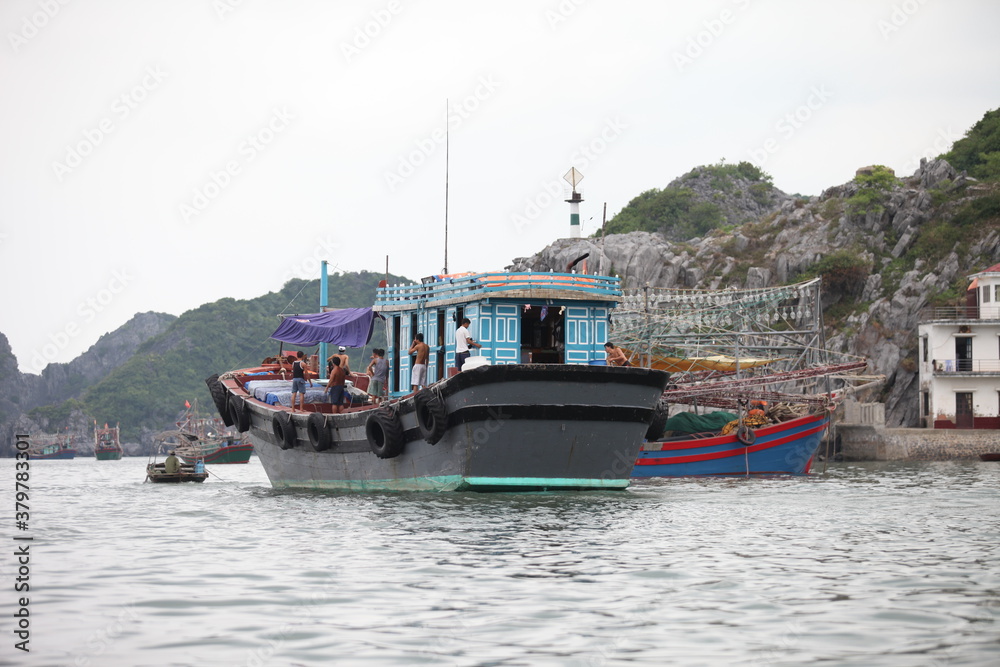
[564,167,583,238]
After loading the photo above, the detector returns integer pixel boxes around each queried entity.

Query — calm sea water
[3,456,998,667]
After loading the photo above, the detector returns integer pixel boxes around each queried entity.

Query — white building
[918,262,1000,429]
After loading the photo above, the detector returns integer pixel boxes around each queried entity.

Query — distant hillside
[5,270,411,450]
[0,312,176,445]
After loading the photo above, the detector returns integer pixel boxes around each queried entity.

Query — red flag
[184,400,191,408]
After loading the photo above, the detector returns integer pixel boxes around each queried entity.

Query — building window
[922,336,928,362]
[983,285,991,303]
[922,391,929,419]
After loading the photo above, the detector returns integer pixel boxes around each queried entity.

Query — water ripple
[10,458,1000,666]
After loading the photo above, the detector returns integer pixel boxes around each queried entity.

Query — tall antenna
[444,98,449,274]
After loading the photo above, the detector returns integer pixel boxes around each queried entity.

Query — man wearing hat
[164,450,181,474]
[327,346,351,377]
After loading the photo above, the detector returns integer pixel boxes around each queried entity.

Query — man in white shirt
[454,318,481,371]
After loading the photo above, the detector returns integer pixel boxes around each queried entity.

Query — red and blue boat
[635,411,830,477]
[609,278,879,478]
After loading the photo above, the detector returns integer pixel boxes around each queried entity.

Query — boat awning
[624,350,781,373]
[269,308,382,347]
[655,355,780,372]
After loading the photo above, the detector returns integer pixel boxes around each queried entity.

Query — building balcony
[932,359,1000,374]
[921,306,1000,323]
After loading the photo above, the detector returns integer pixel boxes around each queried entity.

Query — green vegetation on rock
[601,160,775,241]
[941,108,1000,180]
[846,165,899,217]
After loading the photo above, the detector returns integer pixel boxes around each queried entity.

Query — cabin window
[519,303,564,363]
[480,318,492,342]
[995,285,1000,302]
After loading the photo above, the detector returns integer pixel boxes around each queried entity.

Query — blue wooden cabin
[373,272,623,395]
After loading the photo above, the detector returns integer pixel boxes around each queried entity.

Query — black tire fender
[228,395,251,433]
[272,411,296,450]
[645,398,670,441]
[737,425,756,446]
[206,374,235,427]
[366,409,404,459]
[307,412,333,452]
[414,390,448,444]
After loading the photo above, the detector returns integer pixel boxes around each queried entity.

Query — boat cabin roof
[373,271,622,313]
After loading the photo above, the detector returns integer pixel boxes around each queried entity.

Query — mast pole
[444,98,449,274]
[319,260,329,380]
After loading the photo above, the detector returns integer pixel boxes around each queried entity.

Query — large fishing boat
[208,269,670,492]
[27,434,77,460]
[611,278,878,477]
[93,421,124,460]
[171,400,252,464]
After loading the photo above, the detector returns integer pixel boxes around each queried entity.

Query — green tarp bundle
[662,411,737,435]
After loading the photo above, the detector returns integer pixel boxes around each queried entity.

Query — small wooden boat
[635,411,829,477]
[980,453,1000,461]
[145,462,208,483]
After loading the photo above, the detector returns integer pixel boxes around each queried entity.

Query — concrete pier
[836,401,1000,460]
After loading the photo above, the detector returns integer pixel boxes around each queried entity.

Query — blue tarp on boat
[269,308,381,347]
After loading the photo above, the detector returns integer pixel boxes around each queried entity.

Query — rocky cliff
[509,159,1000,427]
[0,311,176,452]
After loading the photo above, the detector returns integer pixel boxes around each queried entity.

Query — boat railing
[375,271,621,306]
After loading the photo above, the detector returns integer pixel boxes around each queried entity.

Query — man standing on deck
[366,348,389,404]
[327,356,347,414]
[409,333,430,390]
[455,318,481,371]
[291,350,312,412]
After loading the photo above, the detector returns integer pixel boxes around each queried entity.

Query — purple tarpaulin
[269,308,381,347]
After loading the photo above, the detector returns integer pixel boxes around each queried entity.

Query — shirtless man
[409,333,430,390]
[604,342,630,367]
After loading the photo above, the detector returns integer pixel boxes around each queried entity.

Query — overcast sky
[2,0,998,373]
